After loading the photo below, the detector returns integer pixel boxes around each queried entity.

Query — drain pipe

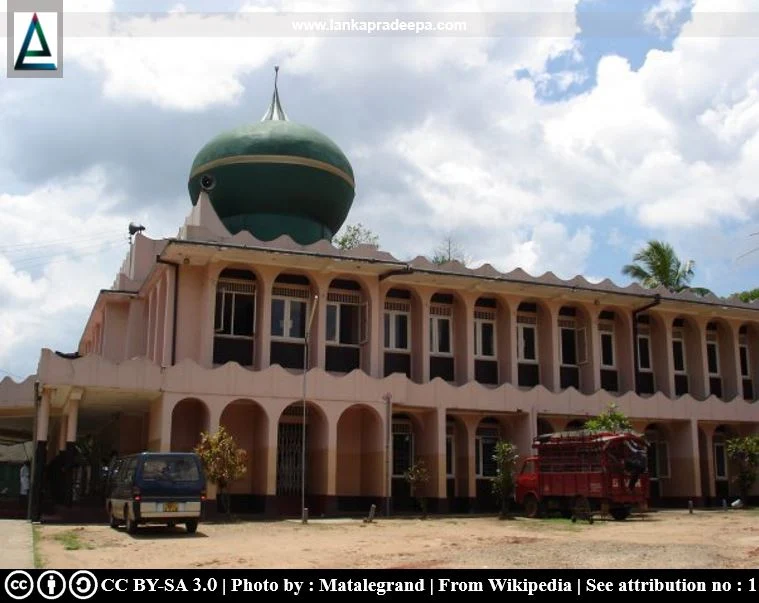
[631,294,662,394]
[156,257,180,366]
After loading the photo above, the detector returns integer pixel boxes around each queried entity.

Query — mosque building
[1,71,758,519]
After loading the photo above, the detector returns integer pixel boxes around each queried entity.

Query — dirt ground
[36,509,759,569]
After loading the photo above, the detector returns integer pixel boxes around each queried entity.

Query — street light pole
[302,294,318,524]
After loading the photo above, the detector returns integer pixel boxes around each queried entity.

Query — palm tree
[622,240,711,295]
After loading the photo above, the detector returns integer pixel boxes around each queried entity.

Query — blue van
[105,452,206,534]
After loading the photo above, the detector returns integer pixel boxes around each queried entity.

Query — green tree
[491,440,520,519]
[333,223,379,249]
[431,236,470,266]
[726,435,759,505]
[403,459,430,518]
[583,402,633,433]
[734,288,759,303]
[194,426,248,519]
[621,240,711,295]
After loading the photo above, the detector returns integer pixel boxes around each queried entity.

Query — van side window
[121,458,138,485]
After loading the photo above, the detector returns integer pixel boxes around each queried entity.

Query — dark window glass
[601,332,614,366]
[326,305,338,342]
[561,328,577,365]
[715,443,726,478]
[383,313,391,348]
[392,430,412,476]
[638,336,651,370]
[522,326,536,360]
[481,322,495,357]
[445,435,453,475]
[339,304,359,344]
[396,314,408,349]
[707,342,719,374]
[740,345,749,377]
[289,301,306,339]
[233,295,254,337]
[271,299,285,337]
[673,339,685,372]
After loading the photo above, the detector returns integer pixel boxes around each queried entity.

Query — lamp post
[302,294,319,524]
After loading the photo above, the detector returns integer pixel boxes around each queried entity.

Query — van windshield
[142,456,200,482]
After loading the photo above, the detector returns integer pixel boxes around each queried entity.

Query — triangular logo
[14,12,56,71]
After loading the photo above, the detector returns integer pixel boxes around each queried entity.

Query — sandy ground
[36,509,759,569]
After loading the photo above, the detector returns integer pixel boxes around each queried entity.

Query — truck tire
[523,494,541,518]
[610,507,630,521]
[572,496,593,524]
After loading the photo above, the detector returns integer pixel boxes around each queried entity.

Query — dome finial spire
[262,64,288,121]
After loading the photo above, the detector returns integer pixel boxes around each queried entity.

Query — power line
[8,239,129,272]
[0,229,127,254]
[2,235,129,266]
[0,367,25,380]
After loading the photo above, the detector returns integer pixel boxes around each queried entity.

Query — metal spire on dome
[261,65,288,121]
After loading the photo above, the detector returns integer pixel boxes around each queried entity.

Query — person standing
[19,462,30,511]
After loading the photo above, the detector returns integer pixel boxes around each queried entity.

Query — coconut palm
[622,240,711,295]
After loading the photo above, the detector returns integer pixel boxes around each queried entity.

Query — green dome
[188,75,355,245]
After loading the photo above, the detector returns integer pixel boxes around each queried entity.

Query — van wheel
[109,511,120,529]
[166,522,176,529]
[185,519,198,534]
[126,508,138,535]
[523,494,541,518]
[610,507,630,521]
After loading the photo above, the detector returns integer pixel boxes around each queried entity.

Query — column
[255,273,273,370]
[584,309,601,394]
[457,294,476,385]
[689,419,703,504]
[367,278,381,378]
[64,396,80,507]
[162,266,176,368]
[313,277,330,371]
[30,389,51,522]
[264,417,280,517]
[146,290,155,362]
[434,408,448,512]
[153,276,166,365]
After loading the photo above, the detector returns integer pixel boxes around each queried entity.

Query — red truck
[515,430,649,522]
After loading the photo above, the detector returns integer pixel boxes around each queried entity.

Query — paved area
[0,520,34,568]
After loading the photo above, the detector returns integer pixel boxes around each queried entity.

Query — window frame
[271,295,310,343]
[637,333,653,372]
[672,331,687,375]
[474,427,500,478]
[599,327,615,369]
[706,339,720,377]
[517,322,538,363]
[474,316,497,360]
[214,279,256,339]
[430,315,453,356]
[391,420,414,478]
[740,341,750,378]
[384,309,411,352]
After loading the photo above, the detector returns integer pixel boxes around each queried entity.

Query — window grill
[706,332,718,342]
[474,309,495,321]
[430,304,452,317]
[272,285,309,299]
[385,301,410,312]
[517,315,537,325]
[327,290,362,304]
[393,420,413,434]
[218,279,256,294]
[598,322,614,333]
[558,319,575,328]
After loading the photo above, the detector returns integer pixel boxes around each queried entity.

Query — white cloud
[643,0,691,37]
[500,222,593,278]
[0,168,176,374]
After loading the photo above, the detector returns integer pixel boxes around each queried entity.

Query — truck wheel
[610,507,630,521]
[186,519,198,534]
[572,496,593,524]
[523,494,541,518]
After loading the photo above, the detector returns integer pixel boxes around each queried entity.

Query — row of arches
[206,267,759,401]
[171,398,745,513]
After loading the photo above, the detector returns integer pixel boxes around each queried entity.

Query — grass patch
[32,525,45,568]
[53,529,93,551]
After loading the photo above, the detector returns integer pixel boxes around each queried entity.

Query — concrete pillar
[541,303,560,392]
[704,427,716,499]
[255,271,274,370]
[146,290,155,362]
[434,408,447,502]
[31,390,51,522]
[464,418,478,502]
[162,266,175,367]
[498,297,517,386]
[63,396,80,507]
[726,322,742,400]
[160,396,173,452]
[153,275,166,365]
[419,290,432,383]
[325,421,338,497]
[457,294,476,385]
[689,419,702,502]
[314,277,330,371]
[584,309,601,394]
[366,277,381,378]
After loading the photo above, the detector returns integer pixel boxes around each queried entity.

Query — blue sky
[1,0,759,380]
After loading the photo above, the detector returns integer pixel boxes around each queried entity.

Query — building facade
[1,78,759,518]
